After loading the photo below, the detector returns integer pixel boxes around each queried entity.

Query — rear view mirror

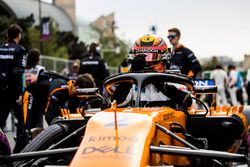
[76,88,99,97]
[194,86,217,94]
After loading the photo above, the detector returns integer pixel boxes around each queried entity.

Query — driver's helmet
[130,34,168,72]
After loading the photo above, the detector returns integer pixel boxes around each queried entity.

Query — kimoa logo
[82,145,134,154]
[88,135,138,143]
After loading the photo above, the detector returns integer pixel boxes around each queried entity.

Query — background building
[53,0,76,32]
[77,18,100,44]
[243,54,250,70]
[91,12,116,37]
[0,0,74,32]
[0,0,117,44]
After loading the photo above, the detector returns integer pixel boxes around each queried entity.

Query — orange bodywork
[69,107,190,167]
[65,104,248,167]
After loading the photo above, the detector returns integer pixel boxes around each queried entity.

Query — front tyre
[13,123,69,167]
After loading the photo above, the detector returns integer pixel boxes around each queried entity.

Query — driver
[113,34,192,108]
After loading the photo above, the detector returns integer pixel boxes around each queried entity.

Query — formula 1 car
[1,71,250,167]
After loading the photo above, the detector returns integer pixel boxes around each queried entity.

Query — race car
[1,71,250,167]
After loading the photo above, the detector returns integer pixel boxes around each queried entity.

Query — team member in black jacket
[167,28,201,78]
[0,24,26,137]
[79,43,109,95]
[14,73,95,152]
[22,73,95,126]
[44,74,95,124]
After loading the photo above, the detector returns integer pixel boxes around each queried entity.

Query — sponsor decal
[82,61,99,65]
[0,48,15,51]
[176,51,183,54]
[163,112,175,120]
[28,94,33,110]
[195,79,215,86]
[88,135,138,143]
[22,55,26,67]
[82,146,134,155]
[76,88,98,94]
[135,48,159,53]
[0,55,14,59]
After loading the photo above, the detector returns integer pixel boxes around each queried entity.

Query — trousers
[0,88,23,138]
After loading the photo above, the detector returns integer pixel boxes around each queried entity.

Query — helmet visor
[136,53,161,62]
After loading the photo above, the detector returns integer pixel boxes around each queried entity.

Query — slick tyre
[14,123,69,167]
